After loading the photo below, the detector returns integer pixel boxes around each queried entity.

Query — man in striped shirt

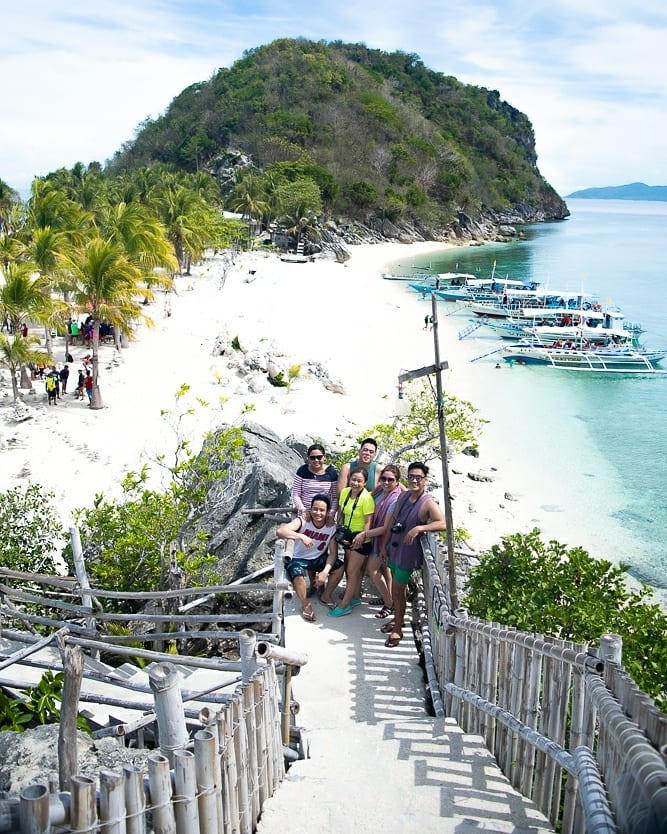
[291,444,339,518]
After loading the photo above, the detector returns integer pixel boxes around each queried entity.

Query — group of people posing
[277,438,446,648]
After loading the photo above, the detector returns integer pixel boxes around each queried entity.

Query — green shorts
[388,560,413,585]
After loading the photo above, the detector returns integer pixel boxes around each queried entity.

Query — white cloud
[2,0,666,196]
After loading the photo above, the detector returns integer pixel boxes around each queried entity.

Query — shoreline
[0,241,657,597]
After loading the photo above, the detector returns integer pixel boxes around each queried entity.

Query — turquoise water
[391,199,667,590]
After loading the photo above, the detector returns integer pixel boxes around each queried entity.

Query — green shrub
[347,180,378,208]
[0,483,63,574]
[465,530,667,710]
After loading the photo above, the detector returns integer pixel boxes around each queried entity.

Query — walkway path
[257,593,553,833]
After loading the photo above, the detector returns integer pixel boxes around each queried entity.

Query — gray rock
[467,471,495,483]
[181,422,302,581]
[284,434,315,460]
[11,401,33,422]
[504,492,519,502]
[267,359,287,382]
[247,374,266,394]
[461,446,479,458]
[0,724,150,797]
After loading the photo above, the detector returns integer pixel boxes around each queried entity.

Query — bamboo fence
[418,535,667,834]
[2,660,292,834]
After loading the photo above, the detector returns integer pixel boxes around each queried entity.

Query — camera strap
[341,490,362,527]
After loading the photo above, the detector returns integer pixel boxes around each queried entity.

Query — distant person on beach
[59,364,69,394]
[76,370,85,400]
[277,494,343,622]
[380,462,446,647]
[337,438,381,494]
[329,468,375,618]
[291,444,338,519]
[45,372,57,405]
[21,323,28,338]
[84,371,93,405]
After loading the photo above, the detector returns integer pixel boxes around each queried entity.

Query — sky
[2,0,667,198]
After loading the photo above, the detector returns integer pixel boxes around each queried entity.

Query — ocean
[389,199,667,593]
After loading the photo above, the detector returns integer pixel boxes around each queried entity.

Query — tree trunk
[90,319,103,410]
[11,371,19,402]
[19,364,32,389]
[44,326,53,360]
[113,326,121,351]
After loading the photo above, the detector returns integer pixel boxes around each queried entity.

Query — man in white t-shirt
[276,493,344,622]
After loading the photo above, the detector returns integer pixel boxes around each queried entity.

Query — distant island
[566,182,667,202]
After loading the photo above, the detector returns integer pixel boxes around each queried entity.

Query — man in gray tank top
[380,462,446,648]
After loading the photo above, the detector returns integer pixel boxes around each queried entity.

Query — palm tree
[0,261,53,388]
[229,175,269,234]
[25,227,70,358]
[156,186,211,274]
[0,334,48,401]
[282,211,320,254]
[0,178,19,235]
[61,237,149,409]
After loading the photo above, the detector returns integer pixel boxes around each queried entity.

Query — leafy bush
[0,483,63,574]
[0,671,90,733]
[465,530,667,710]
[346,180,378,208]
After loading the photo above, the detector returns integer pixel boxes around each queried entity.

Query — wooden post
[147,753,176,834]
[253,677,269,808]
[599,633,623,666]
[232,698,251,834]
[194,730,218,834]
[148,663,188,765]
[243,684,260,827]
[173,750,199,834]
[281,666,293,747]
[99,770,125,834]
[69,526,97,643]
[215,711,231,834]
[207,717,224,834]
[430,293,459,611]
[19,784,50,834]
[58,644,84,791]
[239,630,257,684]
[520,642,543,799]
[260,668,275,799]
[272,541,286,644]
[70,775,97,833]
[123,765,146,834]
[221,705,240,834]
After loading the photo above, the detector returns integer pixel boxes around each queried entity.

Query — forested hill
[567,183,667,202]
[110,39,568,232]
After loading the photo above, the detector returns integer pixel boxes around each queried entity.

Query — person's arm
[336,462,349,496]
[315,536,339,587]
[404,498,446,545]
[290,473,306,513]
[276,517,313,548]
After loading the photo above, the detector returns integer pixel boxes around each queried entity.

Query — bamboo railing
[2,658,295,834]
[418,536,667,834]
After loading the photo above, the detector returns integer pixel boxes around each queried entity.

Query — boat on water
[484,308,643,345]
[501,342,666,372]
[465,290,600,319]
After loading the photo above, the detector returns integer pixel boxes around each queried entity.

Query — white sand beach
[0,241,613,558]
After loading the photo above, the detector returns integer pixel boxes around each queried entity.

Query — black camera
[391,522,405,534]
[335,525,353,544]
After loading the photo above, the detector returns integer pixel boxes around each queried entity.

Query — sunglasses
[380,476,396,483]
[407,474,425,482]
[308,454,324,461]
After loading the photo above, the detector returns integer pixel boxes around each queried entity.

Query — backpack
[46,376,56,392]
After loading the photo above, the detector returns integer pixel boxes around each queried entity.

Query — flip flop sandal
[380,621,396,634]
[301,606,316,622]
[385,632,403,648]
[374,605,394,619]
[320,598,336,610]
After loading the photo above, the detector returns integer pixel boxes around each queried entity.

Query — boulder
[0,724,150,797]
[467,470,495,483]
[181,422,302,581]
[247,373,266,394]
[11,401,34,422]
[461,446,479,458]
[284,434,315,460]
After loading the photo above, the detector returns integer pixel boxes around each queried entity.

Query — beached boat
[280,254,309,263]
[501,342,666,372]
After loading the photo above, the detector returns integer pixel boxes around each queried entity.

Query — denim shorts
[285,552,343,580]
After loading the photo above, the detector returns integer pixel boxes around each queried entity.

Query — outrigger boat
[465,290,600,319]
[501,342,666,372]
[484,308,643,345]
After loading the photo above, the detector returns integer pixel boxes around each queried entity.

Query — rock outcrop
[181,422,303,581]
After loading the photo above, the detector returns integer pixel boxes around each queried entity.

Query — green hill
[111,39,567,231]
[567,183,667,202]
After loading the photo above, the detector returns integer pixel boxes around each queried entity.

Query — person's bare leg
[320,565,344,605]
[339,553,364,608]
[367,556,392,608]
[390,579,408,640]
[292,575,309,613]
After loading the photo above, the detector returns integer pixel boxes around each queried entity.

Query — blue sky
[3,0,666,197]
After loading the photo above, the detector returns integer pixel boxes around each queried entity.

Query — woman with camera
[365,464,404,619]
[329,469,374,618]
